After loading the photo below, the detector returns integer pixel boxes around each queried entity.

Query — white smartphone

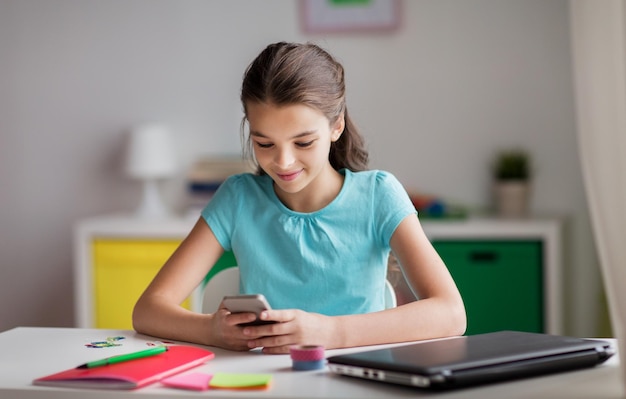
[222,294,275,326]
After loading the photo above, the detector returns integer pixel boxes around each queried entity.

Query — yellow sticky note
[209,372,272,390]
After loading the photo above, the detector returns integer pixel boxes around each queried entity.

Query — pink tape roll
[289,345,325,362]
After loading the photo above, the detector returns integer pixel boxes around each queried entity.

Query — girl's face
[246,102,344,208]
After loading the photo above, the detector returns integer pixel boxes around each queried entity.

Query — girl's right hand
[209,307,266,351]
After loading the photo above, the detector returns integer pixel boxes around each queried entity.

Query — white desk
[0,327,621,399]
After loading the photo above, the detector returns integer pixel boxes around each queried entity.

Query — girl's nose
[275,147,295,168]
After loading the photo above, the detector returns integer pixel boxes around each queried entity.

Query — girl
[133,42,466,354]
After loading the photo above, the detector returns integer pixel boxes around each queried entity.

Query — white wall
[0,0,604,337]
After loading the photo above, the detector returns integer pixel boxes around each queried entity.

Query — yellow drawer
[93,239,187,329]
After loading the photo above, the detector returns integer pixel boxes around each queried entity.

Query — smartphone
[222,294,276,326]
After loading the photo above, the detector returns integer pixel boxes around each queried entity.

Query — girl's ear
[331,113,345,142]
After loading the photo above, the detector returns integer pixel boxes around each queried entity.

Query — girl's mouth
[276,170,302,182]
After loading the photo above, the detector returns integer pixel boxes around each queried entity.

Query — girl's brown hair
[240,42,368,174]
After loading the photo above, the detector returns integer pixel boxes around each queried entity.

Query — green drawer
[432,240,543,335]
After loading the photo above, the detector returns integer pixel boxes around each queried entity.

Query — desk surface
[0,327,622,399]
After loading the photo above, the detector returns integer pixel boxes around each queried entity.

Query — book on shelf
[187,156,254,183]
[186,156,254,215]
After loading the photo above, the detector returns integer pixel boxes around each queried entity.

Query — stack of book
[185,157,254,218]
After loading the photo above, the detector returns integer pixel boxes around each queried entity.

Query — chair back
[202,267,239,313]
[202,267,397,313]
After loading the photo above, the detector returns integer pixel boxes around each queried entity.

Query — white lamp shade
[125,124,177,179]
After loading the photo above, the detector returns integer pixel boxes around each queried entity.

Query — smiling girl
[133,42,466,353]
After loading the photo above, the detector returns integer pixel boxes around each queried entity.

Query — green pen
[77,346,168,369]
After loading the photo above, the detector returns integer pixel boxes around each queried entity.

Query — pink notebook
[33,345,214,390]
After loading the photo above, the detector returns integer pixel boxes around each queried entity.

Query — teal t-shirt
[201,169,416,316]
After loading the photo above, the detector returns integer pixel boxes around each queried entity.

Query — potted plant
[492,149,532,218]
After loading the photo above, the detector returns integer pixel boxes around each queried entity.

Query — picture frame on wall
[300,0,401,34]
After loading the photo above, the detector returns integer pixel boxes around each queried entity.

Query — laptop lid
[327,331,614,390]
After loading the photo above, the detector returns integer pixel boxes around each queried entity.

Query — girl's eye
[296,141,314,148]
[255,142,273,149]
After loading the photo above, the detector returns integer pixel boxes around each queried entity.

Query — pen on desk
[77,346,168,369]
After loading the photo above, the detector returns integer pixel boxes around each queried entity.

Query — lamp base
[135,179,170,219]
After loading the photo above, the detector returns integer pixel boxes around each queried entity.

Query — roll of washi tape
[290,345,326,371]
[290,345,325,361]
[292,359,326,371]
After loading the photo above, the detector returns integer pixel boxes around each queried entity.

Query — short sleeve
[201,174,245,251]
[373,171,417,247]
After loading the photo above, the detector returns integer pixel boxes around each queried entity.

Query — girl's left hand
[241,309,337,354]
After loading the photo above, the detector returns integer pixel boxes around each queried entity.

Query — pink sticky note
[161,372,213,391]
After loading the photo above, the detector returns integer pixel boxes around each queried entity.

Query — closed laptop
[327,331,614,390]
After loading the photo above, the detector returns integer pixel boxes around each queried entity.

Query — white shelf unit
[74,214,562,334]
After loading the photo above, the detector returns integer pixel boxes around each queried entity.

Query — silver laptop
[327,331,614,390]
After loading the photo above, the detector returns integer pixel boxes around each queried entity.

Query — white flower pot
[493,180,530,218]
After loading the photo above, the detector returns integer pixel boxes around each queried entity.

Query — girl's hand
[209,307,263,351]
[241,309,337,354]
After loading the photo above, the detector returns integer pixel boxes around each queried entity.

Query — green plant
[493,149,531,180]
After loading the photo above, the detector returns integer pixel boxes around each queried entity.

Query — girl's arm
[245,214,467,353]
[132,218,258,349]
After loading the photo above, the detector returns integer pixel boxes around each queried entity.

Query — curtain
[570,0,626,393]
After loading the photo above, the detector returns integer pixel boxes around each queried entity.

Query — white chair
[384,279,397,308]
[202,267,397,313]
[202,267,240,313]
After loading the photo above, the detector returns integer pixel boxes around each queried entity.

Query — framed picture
[300,0,401,34]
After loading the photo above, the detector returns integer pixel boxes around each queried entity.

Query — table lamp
[125,124,177,218]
